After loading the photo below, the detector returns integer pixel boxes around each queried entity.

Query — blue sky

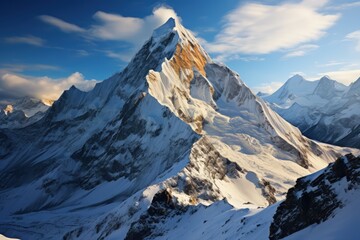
[1,0,360,100]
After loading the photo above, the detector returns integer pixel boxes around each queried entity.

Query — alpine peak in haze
[263,75,360,148]
[0,96,52,128]
[0,18,357,240]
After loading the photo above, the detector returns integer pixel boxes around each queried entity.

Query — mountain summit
[0,18,355,239]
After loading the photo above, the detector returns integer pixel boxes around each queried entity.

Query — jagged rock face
[304,114,360,149]
[71,93,198,191]
[270,154,360,240]
[125,190,179,240]
[165,137,244,204]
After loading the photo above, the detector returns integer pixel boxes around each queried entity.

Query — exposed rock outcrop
[270,153,360,240]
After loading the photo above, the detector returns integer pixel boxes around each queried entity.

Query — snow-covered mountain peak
[288,74,305,82]
[313,75,346,99]
[264,74,315,106]
[317,75,346,90]
[319,75,331,81]
[150,17,210,68]
[152,17,204,47]
[346,76,360,97]
[1,16,357,240]
[14,96,49,112]
[152,17,177,37]
[0,96,50,128]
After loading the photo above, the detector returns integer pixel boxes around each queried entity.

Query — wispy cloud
[39,6,180,62]
[284,44,319,58]
[237,56,265,62]
[0,63,60,72]
[76,50,90,57]
[0,71,99,100]
[326,1,360,10]
[197,27,217,33]
[4,35,45,46]
[346,30,360,51]
[103,50,133,62]
[317,61,347,68]
[201,0,339,61]
[213,53,265,62]
[39,6,179,45]
[39,15,86,33]
[89,7,180,44]
[4,34,90,59]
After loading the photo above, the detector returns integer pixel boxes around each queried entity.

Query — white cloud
[89,7,179,44]
[346,30,360,51]
[284,44,319,58]
[0,72,99,100]
[103,50,133,62]
[40,6,179,46]
[88,12,144,42]
[76,50,90,57]
[39,6,180,61]
[252,81,284,94]
[318,69,360,85]
[4,35,45,46]
[213,53,265,62]
[202,0,339,61]
[39,15,86,33]
[317,61,347,68]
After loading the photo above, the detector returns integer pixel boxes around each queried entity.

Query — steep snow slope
[0,18,356,240]
[0,97,52,128]
[125,190,279,240]
[123,153,360,240]
[263,76,360,148]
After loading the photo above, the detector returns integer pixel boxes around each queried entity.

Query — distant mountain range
[0,96,52,128]
[263,74,360,149]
